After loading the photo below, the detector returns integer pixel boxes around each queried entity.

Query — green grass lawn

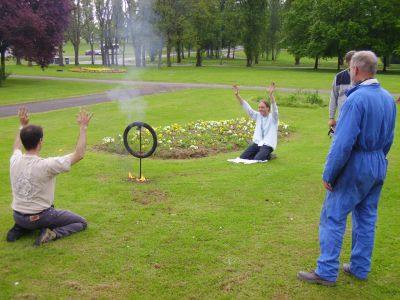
[0,77,120,106]
[0,88,399,299]
[4,64,400,98]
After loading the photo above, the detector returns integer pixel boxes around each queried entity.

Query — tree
[281,0,314,65]
[365,0,400,71]
[239,0,267,67]
[66,0,83,65]
[0,0,71,85]
[81,0,97,65]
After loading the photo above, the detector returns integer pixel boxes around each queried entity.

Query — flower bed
[70,67,127,73]
[96,117,292,159]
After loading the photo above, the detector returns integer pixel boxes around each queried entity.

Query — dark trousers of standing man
[240,143,273,161]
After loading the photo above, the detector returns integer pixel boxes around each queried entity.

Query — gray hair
[351,51,378,75]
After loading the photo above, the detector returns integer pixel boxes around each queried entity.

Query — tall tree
[67,0,82,65]
[0,0,71,85]
[239,0,267,67]
[81,0,97,65]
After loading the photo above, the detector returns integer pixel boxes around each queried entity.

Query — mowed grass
[0,88,399,299]
[5,62,400,95]
[0,77,119,105]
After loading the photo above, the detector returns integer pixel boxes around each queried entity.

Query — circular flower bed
[96,117,292,159]
[70,67,127,73]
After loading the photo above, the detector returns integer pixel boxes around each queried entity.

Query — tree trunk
[90,43,94,65]
[157,47,162,69]
[233,47,235,60]
[122,42,126,67]
[227,45,231,59]
[337,50,341,70]
[16,56,22,65]
[142,45,146,67]
[74,44,79,65]
[383,55,387,72]
[176,42,181,63]
[134,44,142,67]
[314,56,319,70]
[181,47,184,60]
[167,43,172,67]
[0,47,5,83]
[246,56,252,67]
[295,55,300,65]
[196,48,202,67]
[59,45,64,67]
[188,46,191,58]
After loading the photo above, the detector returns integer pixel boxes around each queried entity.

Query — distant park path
[1,75,398,117]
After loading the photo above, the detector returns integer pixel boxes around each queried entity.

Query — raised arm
[268,82,276,104]
[13,107,29,152]
[268,82,279,120]
[70,108,93,166]
[233,85,244,105]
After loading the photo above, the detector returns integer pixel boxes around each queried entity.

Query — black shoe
[297,271,336,286]
[6,224,30,242]
[342,263,367,281]
[268,153,277,160]
[35,228,57,246]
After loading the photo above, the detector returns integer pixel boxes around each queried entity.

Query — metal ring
[123,122,157,158]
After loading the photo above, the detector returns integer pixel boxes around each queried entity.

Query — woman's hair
[20,125,43,150]
[259,100,270,110]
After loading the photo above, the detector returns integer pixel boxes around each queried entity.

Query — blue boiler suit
[315,80,396,282]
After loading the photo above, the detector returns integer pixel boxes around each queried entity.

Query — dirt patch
[64,280,82,290]
[15,294,38,300]
[219,272,250,292]
[94,283,120,291]
[132,189,168,205]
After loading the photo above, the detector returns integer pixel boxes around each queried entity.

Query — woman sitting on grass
[233,82,278,161]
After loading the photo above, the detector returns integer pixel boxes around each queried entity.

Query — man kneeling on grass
[6,107,93,246]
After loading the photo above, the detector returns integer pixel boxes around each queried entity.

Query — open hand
[323,181,333,191]
[232,85,239,96]
[77,107,93,129]
[18,106,29,127]
[268,82,276,95]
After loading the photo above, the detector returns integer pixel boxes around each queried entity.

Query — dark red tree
[0,0,72,83]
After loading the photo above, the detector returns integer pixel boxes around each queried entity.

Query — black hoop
[123,122,157,158]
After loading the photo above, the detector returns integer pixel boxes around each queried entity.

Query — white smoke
[107,88,147,122]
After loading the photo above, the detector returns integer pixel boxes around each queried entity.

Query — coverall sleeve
[241,100,258,121]
[329,76,339,119]
[383,103,397,156]
[323,99,361,185]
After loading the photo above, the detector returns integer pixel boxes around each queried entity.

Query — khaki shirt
[10,150,72,214]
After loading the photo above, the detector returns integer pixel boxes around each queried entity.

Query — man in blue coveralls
[297,51,396,286]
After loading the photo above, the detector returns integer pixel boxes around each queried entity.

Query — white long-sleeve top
[241,100,279,149]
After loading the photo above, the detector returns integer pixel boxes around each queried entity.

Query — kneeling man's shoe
[6,224,30,242]
[297,271,336,286]
[35,228,57,246]
[342,263,367,281]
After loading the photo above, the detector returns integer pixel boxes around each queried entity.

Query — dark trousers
[240,143,273,161]
[13,207,87,239]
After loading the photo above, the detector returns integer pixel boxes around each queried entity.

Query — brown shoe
[297,271,336,286]
[35,228,57,246]
[342,263,367,281]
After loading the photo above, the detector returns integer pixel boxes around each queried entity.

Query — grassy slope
[0,88,399,299]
